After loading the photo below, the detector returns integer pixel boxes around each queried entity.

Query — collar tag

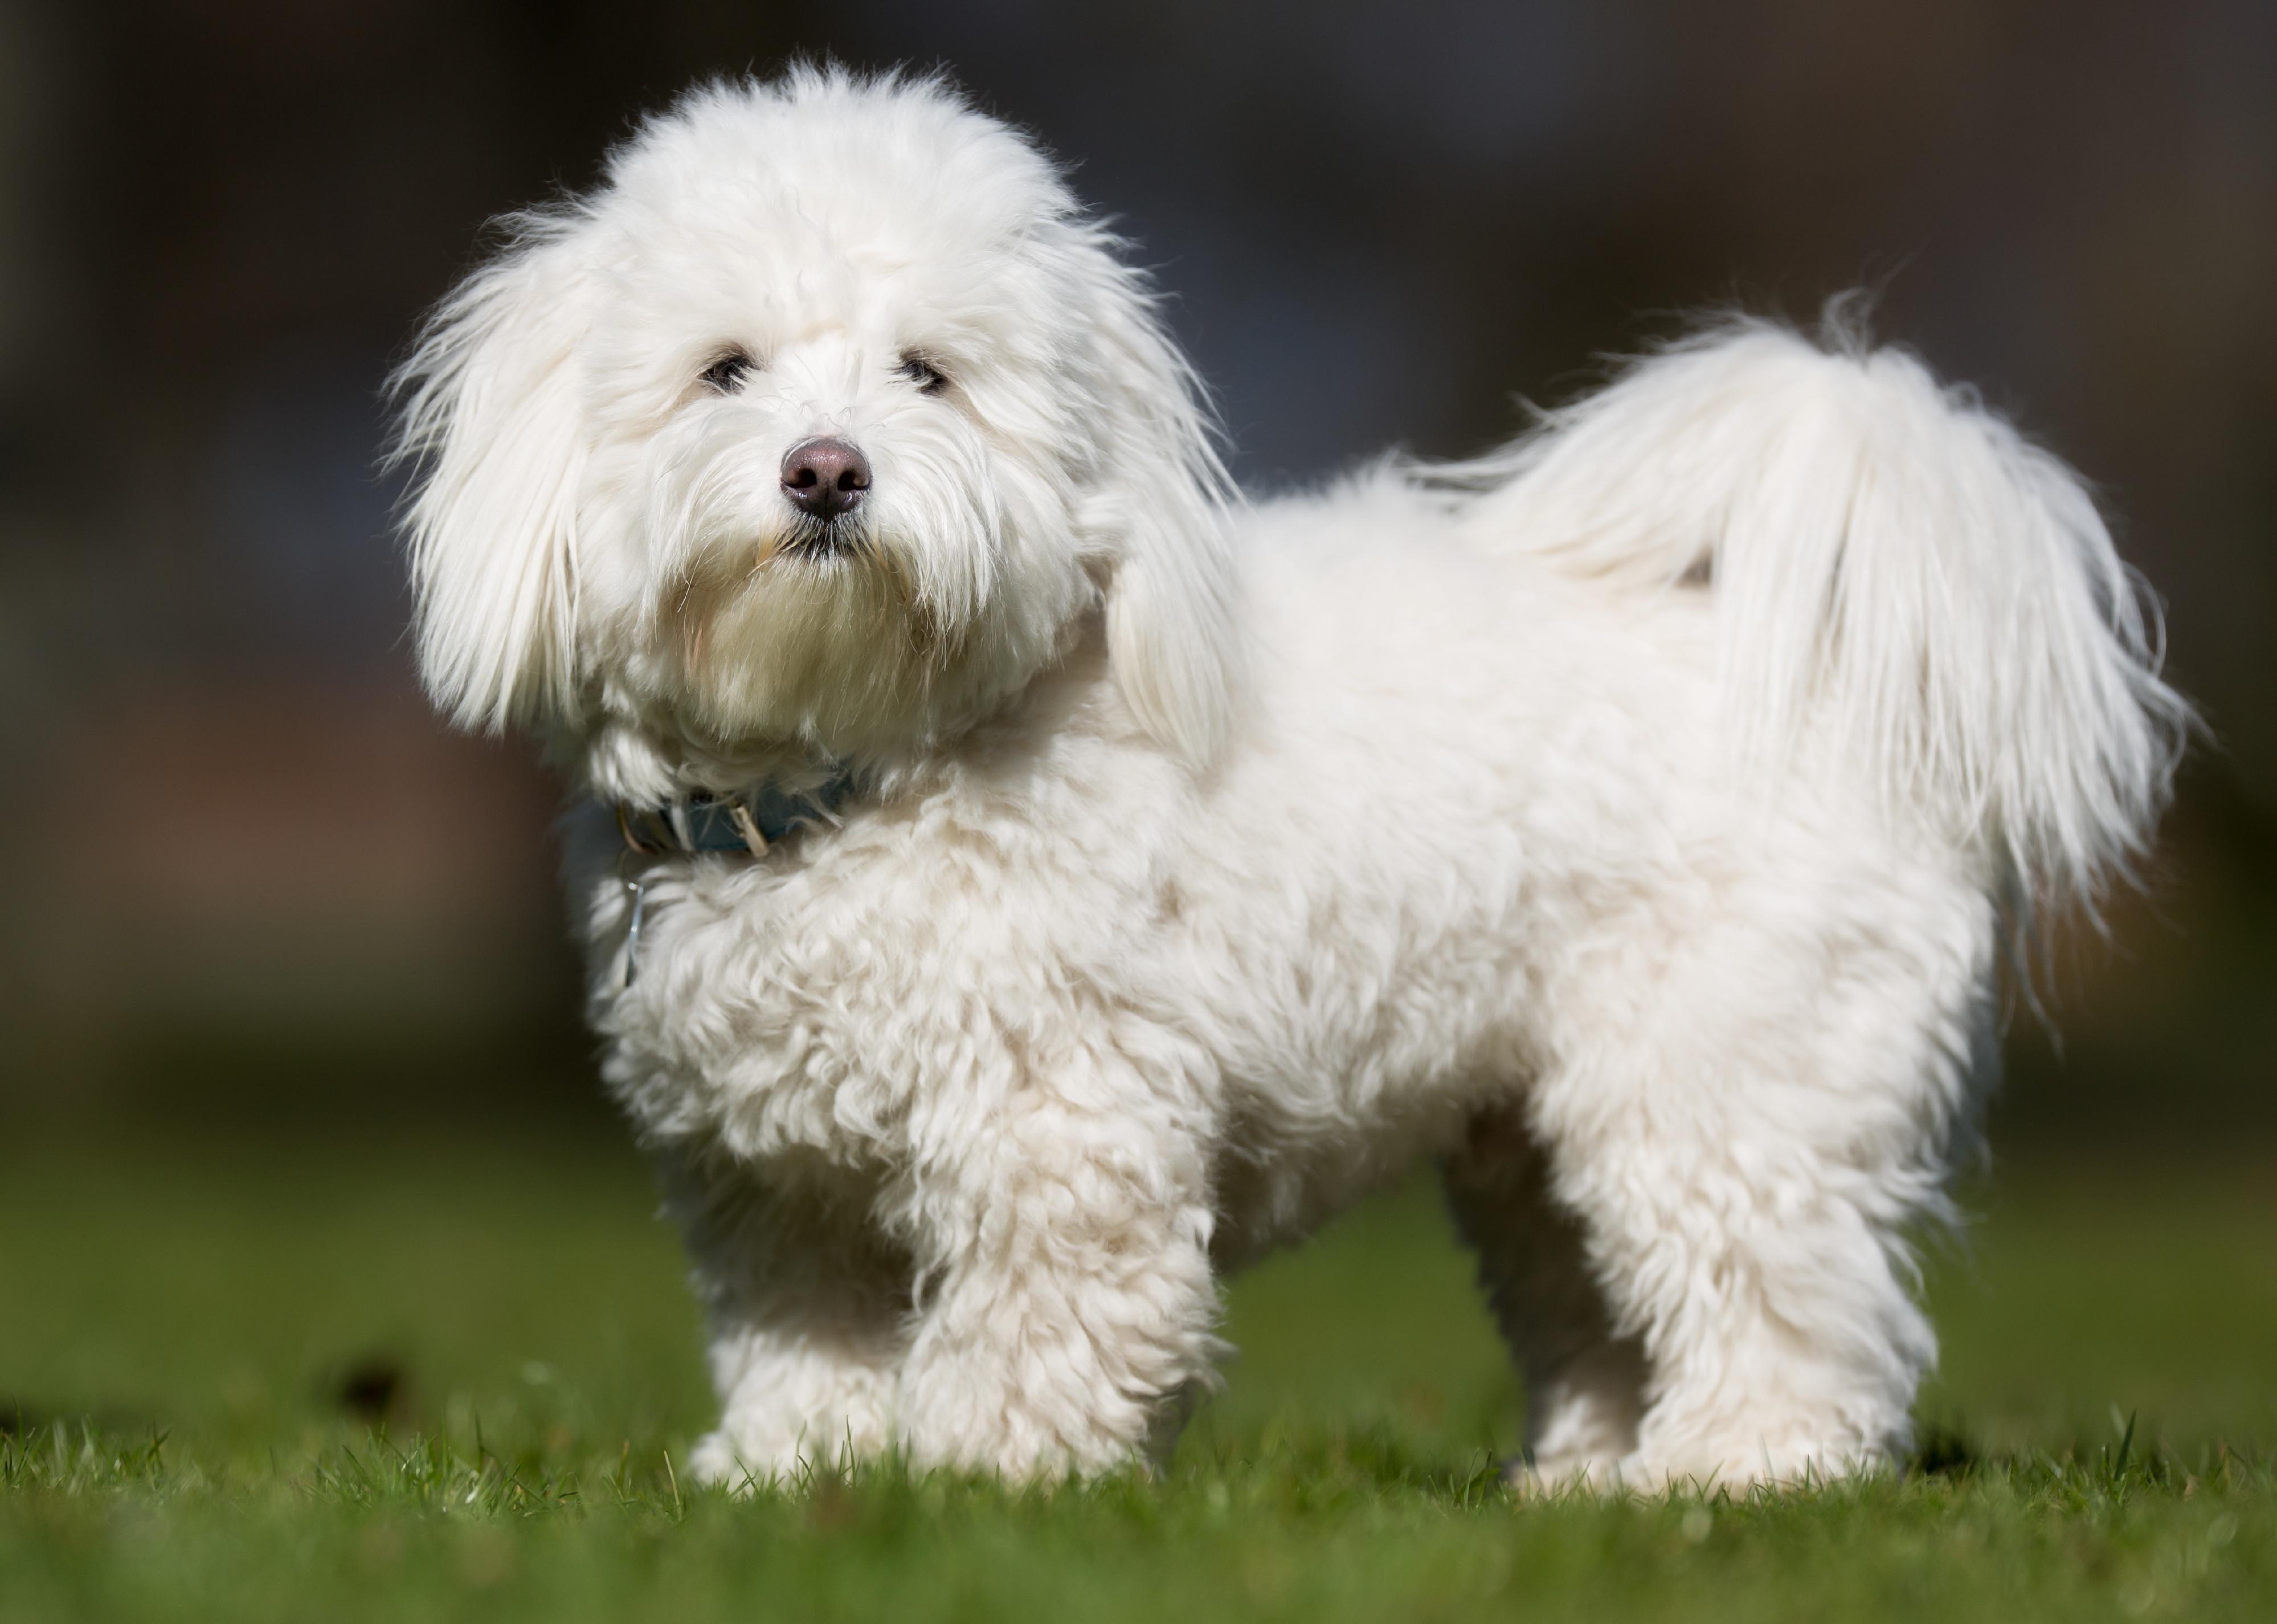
[621,876,649,987]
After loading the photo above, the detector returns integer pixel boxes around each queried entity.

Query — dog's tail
[1432,307,2193,918]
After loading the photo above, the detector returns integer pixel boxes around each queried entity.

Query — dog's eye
[700,350,755,393]
[898,354,948,395]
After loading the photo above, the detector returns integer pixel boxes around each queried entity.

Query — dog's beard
[665,510,955,750]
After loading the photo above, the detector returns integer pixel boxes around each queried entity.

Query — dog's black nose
[780,437,871,519]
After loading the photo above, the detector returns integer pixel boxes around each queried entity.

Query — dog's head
[394,69,1237,791]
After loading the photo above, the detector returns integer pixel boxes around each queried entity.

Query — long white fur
[393,211,596,733]
[393,68,2189,1492]
[1433,316,2191,913]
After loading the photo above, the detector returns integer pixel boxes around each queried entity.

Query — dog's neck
[562,709,855,808]
[567,613,1135,844]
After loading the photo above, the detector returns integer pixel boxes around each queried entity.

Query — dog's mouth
[775,514,864,565]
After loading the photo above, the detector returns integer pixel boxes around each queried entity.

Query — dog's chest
[582,865,925,1165]
[573,813,1169,1171]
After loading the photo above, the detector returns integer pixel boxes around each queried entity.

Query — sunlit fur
[395,68,2189,1492]
[393,70,1237,797]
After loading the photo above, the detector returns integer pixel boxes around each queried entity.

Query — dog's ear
[391,218,593,733]
[1079,257,1243,768]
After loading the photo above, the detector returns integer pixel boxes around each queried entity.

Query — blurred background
[1,0,2271,1154]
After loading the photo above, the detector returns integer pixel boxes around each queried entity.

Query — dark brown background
[3,0,2270,1154]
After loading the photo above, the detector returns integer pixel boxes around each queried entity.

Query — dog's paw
[1583,1442,1896,1496]
[1502,1450,1630,1498]
[686,1429,761,1491]
[685,1428,844,1493]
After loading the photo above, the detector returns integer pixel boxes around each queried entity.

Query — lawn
[2,1124,2273,1622]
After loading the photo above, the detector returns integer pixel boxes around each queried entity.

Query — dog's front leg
[659,1150,913,1489]
[890,1096,1223,1480]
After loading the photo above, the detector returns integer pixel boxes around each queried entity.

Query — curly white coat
[394,68,2188,1490]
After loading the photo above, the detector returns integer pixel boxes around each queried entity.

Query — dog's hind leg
[661,1151,913,1488]
[1443,1106,1647,1491]
[1523,861,1995,1492]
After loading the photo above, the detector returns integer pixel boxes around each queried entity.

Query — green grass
[3,1127,2274,1621]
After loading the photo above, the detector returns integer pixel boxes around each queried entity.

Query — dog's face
[396,71,1238,789]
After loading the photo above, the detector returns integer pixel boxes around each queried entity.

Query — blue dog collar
[613,775,854,859]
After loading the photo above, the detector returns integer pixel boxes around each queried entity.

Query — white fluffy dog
[394,68,2188,1491]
